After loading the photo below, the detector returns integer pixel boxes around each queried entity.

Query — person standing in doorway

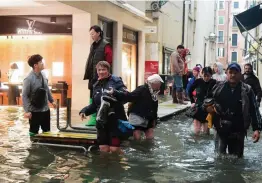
[170,45,187,104]
[83,25,113,126]
[242,63,262,107]
[22,54,56,137]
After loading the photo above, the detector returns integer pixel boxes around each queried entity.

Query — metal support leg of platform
[32,142,90,154]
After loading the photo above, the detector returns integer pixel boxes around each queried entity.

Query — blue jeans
[173,74,183,92]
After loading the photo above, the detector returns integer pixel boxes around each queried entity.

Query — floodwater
[0,106,262,183]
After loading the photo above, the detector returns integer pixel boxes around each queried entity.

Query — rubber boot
[172,89,178,103]
[85,98,97,126]
[183,90,190,101]
[177,91,187,105]
[29,132,37,137]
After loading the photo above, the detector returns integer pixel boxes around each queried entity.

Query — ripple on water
[1,107,262,182]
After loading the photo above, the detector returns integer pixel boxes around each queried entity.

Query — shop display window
[122,43,137,91]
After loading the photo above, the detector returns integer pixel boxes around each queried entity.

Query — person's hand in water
[24,112,32,119]
[80,113,86,121]
[253,130,260,143]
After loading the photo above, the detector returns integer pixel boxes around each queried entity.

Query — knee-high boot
[85,98,97,126]
[177,91,187,105]
[172,88,178,103]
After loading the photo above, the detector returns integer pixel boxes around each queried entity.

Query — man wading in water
[206,63,261,158]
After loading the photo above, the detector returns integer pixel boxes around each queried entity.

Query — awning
[235,3,262,33]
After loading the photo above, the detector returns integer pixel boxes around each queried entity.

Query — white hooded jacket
[213,62,227,81]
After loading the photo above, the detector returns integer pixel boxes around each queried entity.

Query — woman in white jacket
[212,62,227,81]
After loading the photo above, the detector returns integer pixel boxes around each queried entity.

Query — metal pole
[55,98,96,133]
[226,1,230,64]
[66,98,97,132]
[32,142,88,153]
[204,43,207,67]
[56,99,69,130]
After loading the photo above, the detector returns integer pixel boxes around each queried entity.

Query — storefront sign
[144,61,159,81]
[0,16,72,35]
[144,26,157,34]
[17,20,42,35]
[123,28,137,44]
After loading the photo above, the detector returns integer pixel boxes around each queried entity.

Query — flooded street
[1,106,262,183]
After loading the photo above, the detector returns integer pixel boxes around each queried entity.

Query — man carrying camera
[206,63,261,158]
[22,54,56,137]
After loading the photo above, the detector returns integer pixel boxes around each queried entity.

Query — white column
[112,22,123,77]
[71,13,91,111]
[138,31,145,85]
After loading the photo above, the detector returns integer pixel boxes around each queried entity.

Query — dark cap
[227,63,241,72]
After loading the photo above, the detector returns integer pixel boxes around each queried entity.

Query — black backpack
[31,74,46,108]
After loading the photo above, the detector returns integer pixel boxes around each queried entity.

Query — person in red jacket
[83,25,113,126]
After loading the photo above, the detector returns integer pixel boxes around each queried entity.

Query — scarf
[147,83,159,102]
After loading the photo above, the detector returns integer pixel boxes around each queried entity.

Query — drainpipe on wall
[204,42,207,67]
[182,0,185,45]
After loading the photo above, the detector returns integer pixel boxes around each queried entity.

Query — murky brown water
[1,106,262,183]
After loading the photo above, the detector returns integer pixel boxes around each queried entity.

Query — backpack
[30,74,46,108]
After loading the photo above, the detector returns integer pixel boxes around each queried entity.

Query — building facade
[0,1,151,111]
[216,0,247,68]
[189,0,217,68]
[145,1,184,76]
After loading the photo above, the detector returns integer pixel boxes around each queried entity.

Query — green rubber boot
[29,132,37,137]
[85,98,97,126]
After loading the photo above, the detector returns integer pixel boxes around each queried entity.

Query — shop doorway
[0,15,72,106]
[122,28,138,91]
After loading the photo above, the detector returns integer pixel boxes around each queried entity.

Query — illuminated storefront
[0,15,72,106]
[122,28,138,91]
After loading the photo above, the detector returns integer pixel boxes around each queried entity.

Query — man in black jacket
[243,63,262,107]
[80,61,126,154]
[206,63,261,158]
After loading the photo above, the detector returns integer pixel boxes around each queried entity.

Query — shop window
[122,28,138,91]
[52,62,64,77]
[122,43,137,91]
[162,47,174,75]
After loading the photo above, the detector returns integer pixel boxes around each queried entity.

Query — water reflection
[0,106,262,182]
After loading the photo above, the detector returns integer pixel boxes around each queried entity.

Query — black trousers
[216,132,245,158]
[29,110,51,134]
